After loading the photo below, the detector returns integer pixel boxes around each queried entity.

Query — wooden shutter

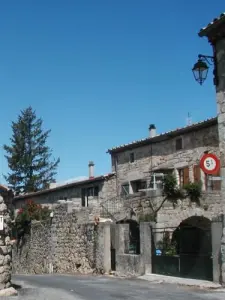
[213,168,221,190]
[183,167,190,185]
[193,165,201,183]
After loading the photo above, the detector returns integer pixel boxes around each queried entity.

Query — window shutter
[121,184,129,196]
[183,167,189,185]
[213,169,221,190]
[193,165,201,183]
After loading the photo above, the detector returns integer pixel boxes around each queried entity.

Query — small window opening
[129,152,135,163]
[176,138,183,150]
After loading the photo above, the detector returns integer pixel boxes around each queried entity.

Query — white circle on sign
[203,157,217,171]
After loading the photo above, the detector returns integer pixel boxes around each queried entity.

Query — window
[81,188,86,207]
[129,152,135,163]
[178,167,189,187]
[149,173,164,190]
[176,137,183,151]
[131,180,147,193]
[206,169,221,191]
[87,186,99,197]
[121,184,129,196]
[81,197,86,207]
[178,169,184,187]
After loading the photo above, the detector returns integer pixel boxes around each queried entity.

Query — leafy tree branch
[142,174,202,221]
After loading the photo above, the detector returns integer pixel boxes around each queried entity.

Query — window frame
[87,186,99,197]
[149,173,165,190]
[175,137,183,151]
[131,180,147,193]
[129,152,135,163]
[121,183,130,196]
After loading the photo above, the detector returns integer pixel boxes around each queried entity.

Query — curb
[138,275,223,290]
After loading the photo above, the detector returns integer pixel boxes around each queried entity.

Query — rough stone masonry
[198,12,225,284]
[12,203,109,275]
[0,195,12,289]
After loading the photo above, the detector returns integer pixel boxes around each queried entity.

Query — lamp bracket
[198,54,214,65]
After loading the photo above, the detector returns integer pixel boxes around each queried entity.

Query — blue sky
[0,1,224,183]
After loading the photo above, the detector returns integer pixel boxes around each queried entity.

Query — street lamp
[192,54,216,85]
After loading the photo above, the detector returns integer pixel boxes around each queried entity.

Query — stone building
[197,12,225,285]
[106,116,224,283]
[12,162,116,216]
[108,117,220,196]
[104,117,224,282]
[11,116,225,283]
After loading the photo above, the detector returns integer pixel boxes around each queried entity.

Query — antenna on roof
[186,112,192,126]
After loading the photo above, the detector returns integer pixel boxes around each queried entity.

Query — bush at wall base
[12,200,51,245]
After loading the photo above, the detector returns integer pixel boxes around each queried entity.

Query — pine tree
[4,106,60,195]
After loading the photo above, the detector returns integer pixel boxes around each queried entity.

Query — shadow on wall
[116,219,140,255]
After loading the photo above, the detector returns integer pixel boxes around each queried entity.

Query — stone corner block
[0,287,18,296]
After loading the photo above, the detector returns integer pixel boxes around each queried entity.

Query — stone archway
[172,216,212,280]
[152,215,213,281]
[159,206,214,229]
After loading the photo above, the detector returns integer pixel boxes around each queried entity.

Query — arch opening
[172,216,212,280]
[152,216,213,281]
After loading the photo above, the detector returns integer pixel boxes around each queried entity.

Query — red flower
[18,208,23,214]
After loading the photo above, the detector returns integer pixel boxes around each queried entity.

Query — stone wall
[12,221,52,274]
[12,204,110,275]
[215,33,225,285]
[114,222,152,277]
[0,194,12,290]
[120,191,222,228]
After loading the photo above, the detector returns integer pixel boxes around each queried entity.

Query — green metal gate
[152,225,213,281]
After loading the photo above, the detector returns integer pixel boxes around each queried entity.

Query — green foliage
[156,232,177,256]
[162,174,184,203]
[4,106,60,195]
[144,174,203,222]
[183,181,202,205]
[13,200,51,240]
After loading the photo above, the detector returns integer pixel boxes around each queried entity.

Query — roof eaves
[13,173,115,201]
[199,12,225,37]
[107,117,217,153]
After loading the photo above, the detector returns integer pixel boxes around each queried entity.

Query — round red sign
[200,153,220,175]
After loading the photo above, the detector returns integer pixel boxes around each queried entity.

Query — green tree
[4,106,60,195]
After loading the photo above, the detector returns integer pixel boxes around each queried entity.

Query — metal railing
[99,195,125,221]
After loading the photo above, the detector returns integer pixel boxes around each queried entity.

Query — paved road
[11,274,225,300]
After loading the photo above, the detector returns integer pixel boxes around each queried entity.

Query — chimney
[88,161,95,179]
[149,124,156,138]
